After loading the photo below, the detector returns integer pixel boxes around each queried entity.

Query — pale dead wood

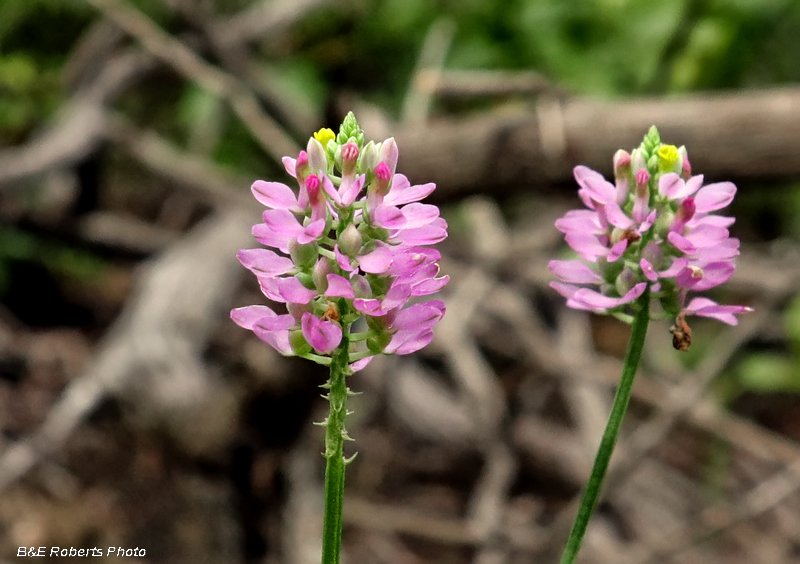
[395,87,800,198]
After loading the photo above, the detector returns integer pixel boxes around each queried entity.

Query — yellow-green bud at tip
[314,128,336,149]
[657,144,679,173]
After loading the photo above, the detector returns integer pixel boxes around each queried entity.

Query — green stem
[321,302,353,564]
[560,289,650,564]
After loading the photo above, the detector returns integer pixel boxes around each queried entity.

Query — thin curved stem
[560,289,650,564]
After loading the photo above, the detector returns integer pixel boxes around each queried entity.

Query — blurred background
[1,0,800,563]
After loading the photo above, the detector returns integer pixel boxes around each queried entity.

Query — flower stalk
[560,288,650,564]
[320,300,353,564]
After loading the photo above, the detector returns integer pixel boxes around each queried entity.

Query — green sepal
[290,330,312,356]
[290,240,319,269]
[367,331,392,354]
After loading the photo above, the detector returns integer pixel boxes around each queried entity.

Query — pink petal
[263,209,303,238]
[297,218,326,244]
[694,182,736,212]
[574,166,616,204]
[604,202,634,229]
[667,231,696,254]
[301,313,342,353]
[334,245,355,272]
[252,223,292,253]
[321,174,341,206]
[555,209,604,234]
[325,274,355,298]
[307,138,327,173]
[683,297,753,326]
[685,224,729,247]
[569,282,647,311]
[252,324,294,355]
[384,174,436,205]
[391,300,445,331]
[350,357,373,372]
[410,275,449,296]
[640,258,657,281]
[231,305,279,330]
[565,233,608,261]
[339,174,365,206]
[238,249,294,276]
[357,244,393,274]
[390,222,448,247]
[372,204,407,229]
[549,281,581,300]
[607,239,628,262]
[692,261,735,291]
[252,181,301,211]
[399,203,439,229]
[282,157,297,178]
[549,260,602,284]
[385,330,435,355]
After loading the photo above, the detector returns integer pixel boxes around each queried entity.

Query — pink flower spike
[251,181,301,212]
[549,260,603,284]
[325,274,355,298]
[301,313,342,353]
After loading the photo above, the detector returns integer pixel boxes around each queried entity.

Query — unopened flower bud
[631,148,647,176]
[372,162,392,196]
[314,128,335,149]
[613,149,631,174]
[339,223,363,257]
[341,142,359,176]
[307,137,328,173]
[615,267,638,297]
[657,144,681,174]
[351,274,372,298]
[312,258,332,292]
[289,239,319,269]
[678,146,691,179]
[295,150,310,185]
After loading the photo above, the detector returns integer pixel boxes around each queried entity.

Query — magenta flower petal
[391,300,445,331]
[231,305,279,330]
[676,266,704,289]
[570,282,648,311]
[385,330,435,355]
[399,203,440,229]
[390,222,448,247]
[297,218,326,244]
[565,233,608,261]
[334,245,355,272]
[278,277,318,304]
[282,156,297,178]
[692,261,735,291]
[410,275,449,296]
[384,174,436,205]
[389,248,441,276]
[607,239,628,262]
[379,138,399,174]
[372,204,407,229]
[339,174,365,206]
[640,258,657,281]
[238,248,294,276]
[604,202,634,229]
[685,224,729,247]
[301,312,342,353]
[549,260,603,284]
[325,274,355,298]
[350,357,373,372]
[574,165,616,204]
[555,210,604,234]
[357,244,393,274]
[252,223,292,254]
[251,181,301,211]
[252,325,294,355]
[263,209,303,238]
[667,231,696,254]
[694,182,736,212]
[549,281,581,300]
[683,297,753,326]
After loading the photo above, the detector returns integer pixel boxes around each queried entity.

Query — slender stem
[560,289,650,564]
[320,301,352,564]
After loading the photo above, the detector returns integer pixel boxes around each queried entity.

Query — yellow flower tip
[657,144,680,172]
[314,128,336,148]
